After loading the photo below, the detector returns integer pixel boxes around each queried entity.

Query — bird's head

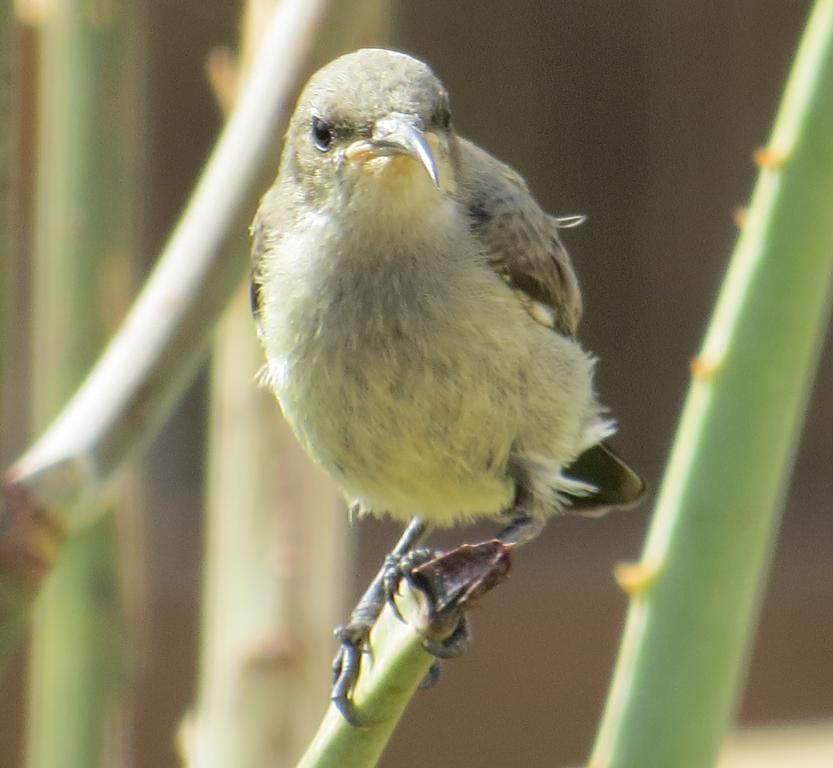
[280,49,457,218]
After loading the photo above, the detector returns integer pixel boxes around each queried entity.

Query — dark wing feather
[561,442,646,514]
[455,138,582,337]
[249,180,288,340]
[249,210,265,323]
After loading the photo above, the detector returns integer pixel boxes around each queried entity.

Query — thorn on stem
[206,45,240,115]
[753,145,789,170]
[614,560,660,598]
[690,354,722,381]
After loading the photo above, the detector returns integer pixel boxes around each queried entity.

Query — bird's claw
[390,549,473,658]
[331,622,371,726]
[329,537,511,725]
[410,611,471,691]
[383,547,439,623]
[419,659,442,690]
[386,547,470,692]
[330,547,442,723]
[419,612,471,659]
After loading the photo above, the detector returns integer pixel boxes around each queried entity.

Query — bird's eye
[311,116,333,152]
[433,99,451,129]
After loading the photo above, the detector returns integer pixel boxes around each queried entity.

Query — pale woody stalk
[184,2,388,766]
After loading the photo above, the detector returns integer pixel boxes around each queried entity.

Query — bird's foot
[331,517,429,723]
[330,532,512,725]
[386,547,474,659]
[331,620,371,725]
[382,546,472,688]
[383,547,440,622]
[331,545,449,720]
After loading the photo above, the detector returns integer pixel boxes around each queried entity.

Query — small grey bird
[252,47,644,719]
[251,48,643,541]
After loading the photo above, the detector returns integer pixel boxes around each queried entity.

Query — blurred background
[1,1,831,767]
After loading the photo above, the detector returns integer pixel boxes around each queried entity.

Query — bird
[250,47,644,716]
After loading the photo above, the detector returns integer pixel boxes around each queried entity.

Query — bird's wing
[560,442,646,514]
[455,138,583,337]
[456,139,644,511]
[249,181,288,340]
[249,208,266,326]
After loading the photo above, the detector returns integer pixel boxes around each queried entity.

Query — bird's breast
[257,206,530,522]
[265,203,481,369]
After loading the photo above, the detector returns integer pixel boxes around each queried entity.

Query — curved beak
[345,113,440,189]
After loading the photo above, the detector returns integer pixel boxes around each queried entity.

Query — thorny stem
[590,2,833,766]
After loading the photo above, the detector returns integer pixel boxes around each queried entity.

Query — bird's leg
[331,516,429,723]
[496,514,546,546]
[496,482,546,546]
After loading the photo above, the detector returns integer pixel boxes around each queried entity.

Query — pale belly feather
[260,207,598,525]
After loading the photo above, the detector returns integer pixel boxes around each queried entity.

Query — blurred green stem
[590,3,833,766]
[294,539,511,768]
[296,585,446,768]
[0,0,330,678]
[0,2,29,660]
[0,0,11,404]
[25,2,139,766]
[185,285,348,768]
[185,3,386,765]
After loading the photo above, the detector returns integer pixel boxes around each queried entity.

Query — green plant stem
[5,0,331,517]
[296,585,443,768]
[27,522,121,767]
[185,3,386,765]
[183,286,348,768]
[0,4,24,657]
[590,3,833,766]
[0,0,11,410]
[295,539,511,768]
[24,2,137,765]
[0,0,331,677]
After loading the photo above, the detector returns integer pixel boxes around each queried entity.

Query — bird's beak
[345,113,440,189]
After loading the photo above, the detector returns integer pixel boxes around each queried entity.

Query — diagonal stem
[589,2,833,766]
[0,0,332,674]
